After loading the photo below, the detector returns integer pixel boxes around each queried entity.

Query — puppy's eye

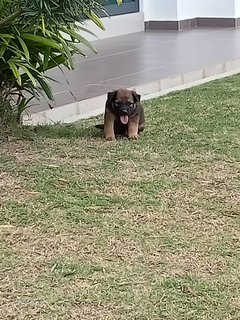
[114,101,120,107]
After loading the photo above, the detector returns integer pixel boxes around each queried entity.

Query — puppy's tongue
[120,115,129,124]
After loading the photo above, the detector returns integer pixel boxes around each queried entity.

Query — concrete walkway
[23,27,240,125]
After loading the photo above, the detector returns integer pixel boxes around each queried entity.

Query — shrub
[0,0,122,124]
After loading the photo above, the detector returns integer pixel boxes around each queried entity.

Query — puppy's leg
[128,117,140,140]
[138,122,145,133]
[104,109,116,140]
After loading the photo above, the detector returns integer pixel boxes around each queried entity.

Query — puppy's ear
[107,90,117,103]
[132,90,141,102]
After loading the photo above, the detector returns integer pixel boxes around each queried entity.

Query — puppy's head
[107,89,141,124]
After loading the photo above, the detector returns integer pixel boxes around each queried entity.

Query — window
[104,0,139,16]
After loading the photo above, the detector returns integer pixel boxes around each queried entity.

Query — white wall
[143,0,239,21]
[177,0,198,20]
[198,0,235,18]
[143,0,178,21]
[81,12,144,41]
[234,0,240,17]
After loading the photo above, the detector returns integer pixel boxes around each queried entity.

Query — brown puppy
[95,89,145,140]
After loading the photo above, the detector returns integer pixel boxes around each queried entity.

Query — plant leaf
[41,46,51,71]
[62,26,97,53]
[75,24,98,38]
[0,33,14,39]
[67,42,86,57]
[0,43,7,57]
[57,36,74,69]
[16,96,34,122]
[8,59,21,85]
[35,75,54,101]
[18,64,37,87]
[38,54,67,72]
[41,15,46,35]
[16,36,30,61]
[84,10,105,31]
[21,33,61,50]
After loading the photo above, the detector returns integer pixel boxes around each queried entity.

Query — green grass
[0,74,240,320]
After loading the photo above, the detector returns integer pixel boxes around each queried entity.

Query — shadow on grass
[0,119,104,141]
[33,123,103,139]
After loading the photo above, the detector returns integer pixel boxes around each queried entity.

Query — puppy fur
[95,89,145,140]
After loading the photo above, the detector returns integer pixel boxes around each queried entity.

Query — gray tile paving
[32,28,240,112]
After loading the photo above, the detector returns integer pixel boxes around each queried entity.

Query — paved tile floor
[33,27,240,112]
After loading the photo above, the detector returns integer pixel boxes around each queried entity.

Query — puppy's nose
[122,109,128,114]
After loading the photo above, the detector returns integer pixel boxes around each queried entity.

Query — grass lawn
[0,75,240,320]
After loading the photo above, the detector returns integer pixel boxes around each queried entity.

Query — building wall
[177,0,198,20]
[83,0,240,41]
[234,0,240,17]
[198,0,235,18]
[82,12,144,41]
[144,0,239,21]
[143,0,178,21]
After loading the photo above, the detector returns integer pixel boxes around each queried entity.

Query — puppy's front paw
[105,135,116,141]
[129,134,138,140]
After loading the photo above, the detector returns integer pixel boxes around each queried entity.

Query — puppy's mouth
[120,115,129,124]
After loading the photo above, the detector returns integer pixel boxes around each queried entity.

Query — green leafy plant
[0,0,122,124]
